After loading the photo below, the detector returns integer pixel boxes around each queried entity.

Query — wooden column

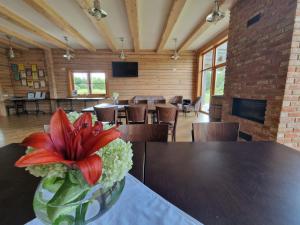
[44,49,57,112]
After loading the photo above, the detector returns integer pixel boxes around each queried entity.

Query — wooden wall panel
[0,48,12,116]
[52,49,197,101]
[8,49,49,96]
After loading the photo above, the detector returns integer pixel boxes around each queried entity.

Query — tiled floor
[0,112,209,147]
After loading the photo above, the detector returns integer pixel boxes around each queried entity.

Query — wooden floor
[0,112,209,147]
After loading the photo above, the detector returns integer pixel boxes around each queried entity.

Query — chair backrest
[194,97,202,112]
[156,106,178,123]
[125,105,148,124]
[192,122,239,142]
[118,124,168,142]
[118,99,129,105]
[94,106,118,124]
[170,96,183,105]
[134,99,148,104]
[154,99,166,104]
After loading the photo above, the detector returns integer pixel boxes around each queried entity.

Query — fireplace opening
[232,98,267,124]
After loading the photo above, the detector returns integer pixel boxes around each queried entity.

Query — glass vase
[33,175,125,225]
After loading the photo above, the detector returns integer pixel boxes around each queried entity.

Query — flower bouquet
[15,109,133,225]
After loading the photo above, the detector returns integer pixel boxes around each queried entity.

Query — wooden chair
[125,105,148,124]
[117,100,129,105]
[134,99,148,104]
[192,122,239,142]
[183,96,202,117]
[117,100,129,124]
[94,106,118,125]
[118,124,169,142]
[154,99,166,104]
[156,106,178,142]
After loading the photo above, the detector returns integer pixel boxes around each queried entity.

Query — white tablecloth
[26,174,203,225]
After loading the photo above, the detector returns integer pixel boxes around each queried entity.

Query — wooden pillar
[44,49,57,112]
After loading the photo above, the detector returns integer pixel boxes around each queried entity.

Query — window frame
[199,39,228,113]
[201,40,227,95]
[68,70,108,97]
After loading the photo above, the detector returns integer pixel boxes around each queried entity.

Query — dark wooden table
[2,141,300,225]
[145,142,300,225]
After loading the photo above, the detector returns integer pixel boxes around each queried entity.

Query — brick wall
[222,0,297,141]
[277,1,300,149]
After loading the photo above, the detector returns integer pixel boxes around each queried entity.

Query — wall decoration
[20,71,26,79]
[32,71,38,80]
[27,80,33,88]
[11,64,19,80]
[40,80,46,88]
[31,64,37,72]
[21,79,27,86]
[26,68,32,77]
[18,64,25,71]
[35,91,42,99]
[38,69,45,77]
[34,82,40,89]
[27,92,35,99]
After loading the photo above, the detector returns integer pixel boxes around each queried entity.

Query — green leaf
[46,171,90,223]
[42,176,64,193]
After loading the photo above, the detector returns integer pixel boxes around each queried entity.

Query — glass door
[201,70,212,112]
[199,41,228,113]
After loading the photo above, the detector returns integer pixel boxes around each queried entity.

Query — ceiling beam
[156,0,187,52]
[124,0,140,52]
[24,0,96,52]
[0,3,70,50]
[178,0,226,53]
[0,26,49,49]
[0,37,29,51]
[76,0,118,52]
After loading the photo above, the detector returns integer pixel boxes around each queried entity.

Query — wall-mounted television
[112,62,138,77]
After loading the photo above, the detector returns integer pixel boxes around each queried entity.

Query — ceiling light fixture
[206,0,225,23]
[119,37,126,60]
[63,36,74,61]
[171,38,180,61]
[7,35,15,59]
[88,0,108,20]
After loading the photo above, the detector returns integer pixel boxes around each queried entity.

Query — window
[71,71,107,96]
[200,41,227,112]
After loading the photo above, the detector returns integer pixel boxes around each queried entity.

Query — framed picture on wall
[20,71,26,79]
[31,64,37,72]
[40,80,46,88]
[34,81,40,89]
[21,79,27,86]
[18,64,25,71]
[38,69,45,77]
[27,80,33,88]
[32,72,38,80]
[11,64,19,80]
[26,68,32,77]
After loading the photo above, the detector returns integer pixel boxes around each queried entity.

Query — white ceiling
[0,0,235,51]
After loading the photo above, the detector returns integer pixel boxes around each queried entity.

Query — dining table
[1,141,300,225]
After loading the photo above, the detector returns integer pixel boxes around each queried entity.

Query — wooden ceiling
[0,0,236,52]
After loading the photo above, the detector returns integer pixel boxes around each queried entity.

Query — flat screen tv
[112,62,138,77]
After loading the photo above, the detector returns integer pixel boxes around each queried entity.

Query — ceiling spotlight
[88,0,107,20]
[206,0,225,23]
[119,37,126,60]
[171,38,180,61]
[6,35,15,59]
[62,36,74,61]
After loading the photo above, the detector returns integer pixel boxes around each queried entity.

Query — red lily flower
[15,109,121,186]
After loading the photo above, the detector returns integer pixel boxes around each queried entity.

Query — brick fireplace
[222,0,297,141]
